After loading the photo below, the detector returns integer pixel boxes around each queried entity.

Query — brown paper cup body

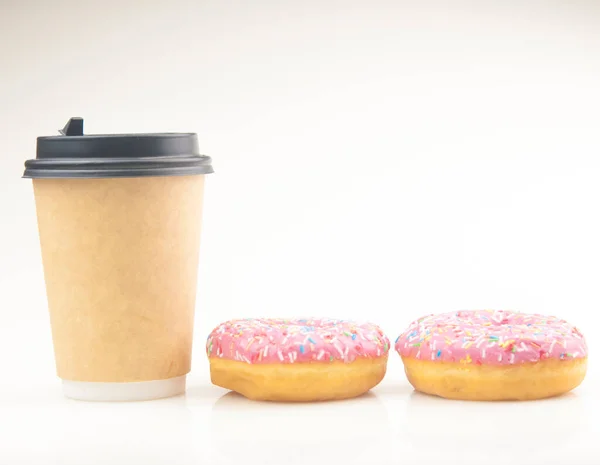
[33,175,205,382]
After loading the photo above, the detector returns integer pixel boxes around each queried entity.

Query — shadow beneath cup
[208,390,392,464]
[14,398,200,464]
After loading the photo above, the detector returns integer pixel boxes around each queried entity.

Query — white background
[1,0,600,463]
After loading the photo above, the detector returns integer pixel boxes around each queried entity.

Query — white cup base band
[61,375,186,402]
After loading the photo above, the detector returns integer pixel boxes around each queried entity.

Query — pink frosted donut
[206,318,390,401]
[395,310,588,400]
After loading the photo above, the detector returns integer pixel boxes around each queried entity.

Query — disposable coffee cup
[23,118,214,401]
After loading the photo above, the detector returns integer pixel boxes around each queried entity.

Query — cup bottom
[61,375,186,402]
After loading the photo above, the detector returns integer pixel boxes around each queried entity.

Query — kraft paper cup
[24,117,214,401]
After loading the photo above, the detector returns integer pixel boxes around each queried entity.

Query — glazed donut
[395,310,587,401]
[206,318,390,401]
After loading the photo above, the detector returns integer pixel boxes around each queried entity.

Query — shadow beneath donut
[371,380,414,397]
[212,389,381,405]
[403,389,587,461]
[183,383,226,400]
[208,390,392,464]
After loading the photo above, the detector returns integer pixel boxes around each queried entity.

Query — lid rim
[23,155,213,179]
[25,118,213,179]
[23,166,214,179]
[37,132,197,141]
[25,154,212,167]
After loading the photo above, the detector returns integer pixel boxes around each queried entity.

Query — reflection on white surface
[0,375,598,465]
[403,390,589,464]
[1,362,598,465]
[1,394,204,465]
[209,391,392,465]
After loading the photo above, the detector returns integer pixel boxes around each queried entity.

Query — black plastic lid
[23,118,214,179]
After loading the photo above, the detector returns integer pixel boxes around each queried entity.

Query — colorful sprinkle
[394,310,587,366]
[207,318,389,365]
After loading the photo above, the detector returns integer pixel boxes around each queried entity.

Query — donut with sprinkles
[207,318,390,401]
[395,310,587,400]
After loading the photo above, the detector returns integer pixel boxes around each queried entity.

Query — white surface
[2,0,600,463]
[61,376,187,402]
[1,347,599,465]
